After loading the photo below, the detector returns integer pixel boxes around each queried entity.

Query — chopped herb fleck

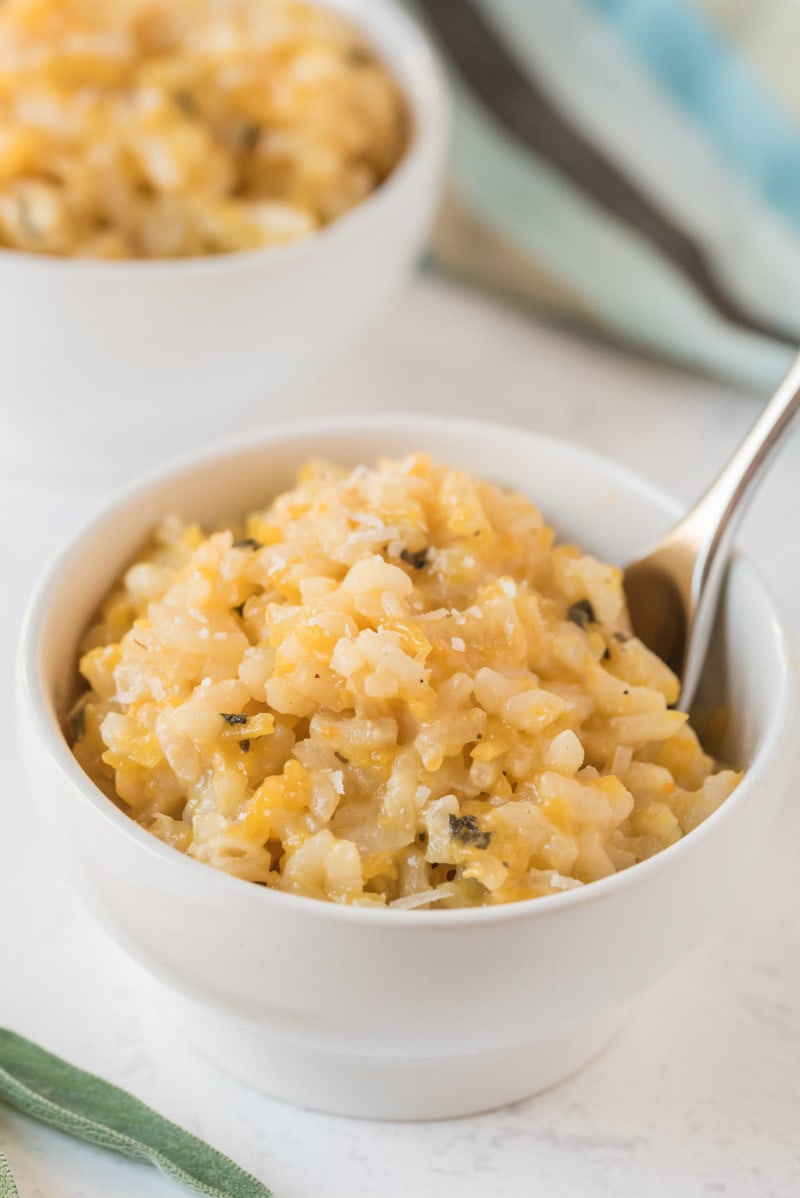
[239,122,261,152]
[567,599,596,629]
[221,712,248,725]
[449,813,491,849]
[239,739,251,753]
[400,547,429,570]
[173,90,199,117]
[232,538,261,551]
[67,697,87,743]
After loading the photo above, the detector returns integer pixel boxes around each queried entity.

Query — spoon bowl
[624,353,800,710]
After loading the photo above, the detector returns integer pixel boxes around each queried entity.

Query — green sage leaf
[0,1029,273,1198]
[0,1145,20,1198]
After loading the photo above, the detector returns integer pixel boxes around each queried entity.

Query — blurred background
[417,0,800,391]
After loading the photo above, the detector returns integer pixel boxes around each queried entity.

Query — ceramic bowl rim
[18,413,797,929]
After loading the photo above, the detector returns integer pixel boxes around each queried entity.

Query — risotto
[0,0,407,258]
[70,455,740,909]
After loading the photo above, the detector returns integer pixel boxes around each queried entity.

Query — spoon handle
[678,352,800,703]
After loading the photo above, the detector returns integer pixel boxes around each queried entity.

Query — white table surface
[1,275,798,1198]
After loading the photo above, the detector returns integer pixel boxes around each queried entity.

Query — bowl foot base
[158,989,627,1120]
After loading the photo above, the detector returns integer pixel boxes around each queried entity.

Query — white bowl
[0,1,448,478]
[17,416,796,1119]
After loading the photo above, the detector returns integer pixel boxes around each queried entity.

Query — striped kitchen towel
[415,0,800,389]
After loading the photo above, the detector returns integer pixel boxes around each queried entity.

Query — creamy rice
[0,0,406,258]
[70,455,740,908]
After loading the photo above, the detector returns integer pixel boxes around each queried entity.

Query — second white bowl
[0,0,448,477]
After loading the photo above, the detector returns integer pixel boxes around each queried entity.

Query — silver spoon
[623,353,800,711]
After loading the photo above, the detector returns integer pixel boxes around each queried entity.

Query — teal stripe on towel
[470,0,800,339]
[451,86,792,388]
[584,0,800,230]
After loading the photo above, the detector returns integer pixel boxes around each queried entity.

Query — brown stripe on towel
[417,0,798,347]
